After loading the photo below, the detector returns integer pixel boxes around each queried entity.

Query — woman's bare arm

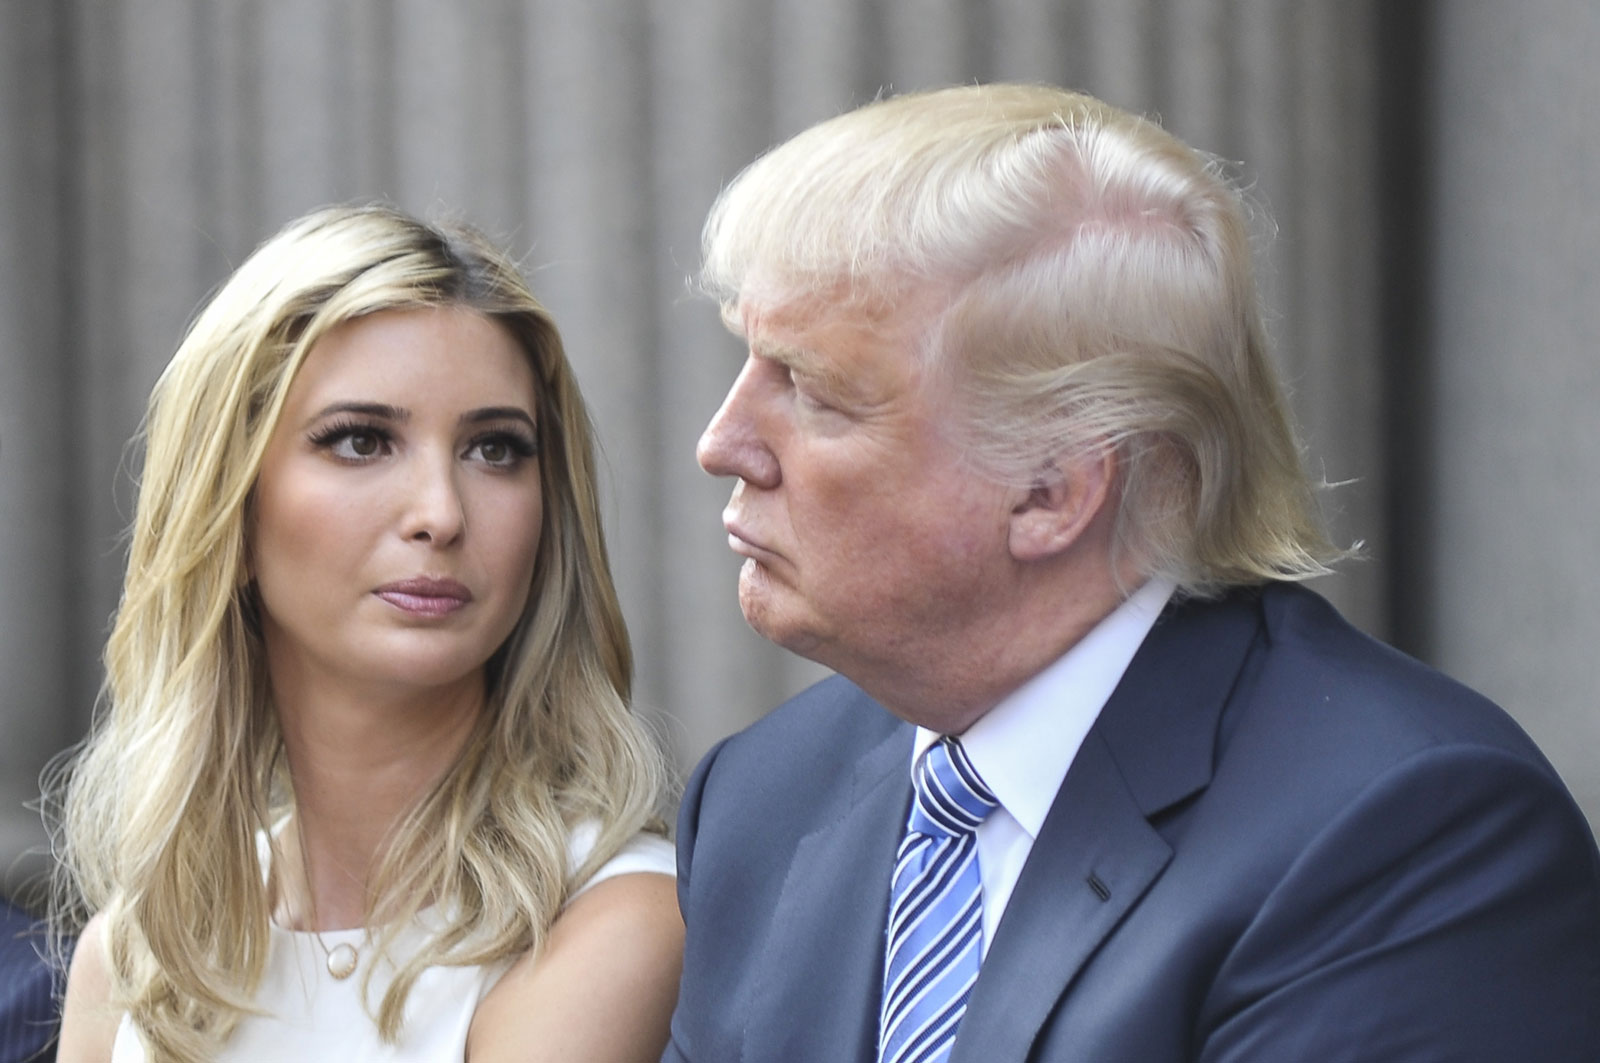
[57,914,120,1063]
[468,872,683,1063]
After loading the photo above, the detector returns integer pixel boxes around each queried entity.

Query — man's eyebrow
[752,340,858,396]
[750,339,817,370]
[751,340,827,375]
[460,407,537,429]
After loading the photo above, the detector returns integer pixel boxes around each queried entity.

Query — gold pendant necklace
[321,939,360,980]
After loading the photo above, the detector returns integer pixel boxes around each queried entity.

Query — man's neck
[861,560,1146,734]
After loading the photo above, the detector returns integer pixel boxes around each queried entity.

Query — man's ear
[1007,447,1116,563]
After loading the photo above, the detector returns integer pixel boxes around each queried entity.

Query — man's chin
[736,580,824,660]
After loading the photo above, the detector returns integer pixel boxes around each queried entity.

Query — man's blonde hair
[702,83,1345,593]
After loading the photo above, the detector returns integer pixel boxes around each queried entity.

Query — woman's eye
[309,423,391,461]
[466,433,535,468]
[344,431,381,458]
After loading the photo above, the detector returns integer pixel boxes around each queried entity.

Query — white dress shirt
[910,577,1177,954]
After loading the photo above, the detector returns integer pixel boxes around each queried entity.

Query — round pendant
[326,942,359,980]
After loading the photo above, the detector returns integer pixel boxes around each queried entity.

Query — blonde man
[667,84,1600,1063]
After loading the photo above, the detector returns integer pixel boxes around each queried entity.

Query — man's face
[696,295,1018,691]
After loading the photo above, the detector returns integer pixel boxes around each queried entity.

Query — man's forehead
[740,312,857,389]
[732,293,827,338]
[734,298,886,379]
[732,288,923,348]
[736,298,826,350]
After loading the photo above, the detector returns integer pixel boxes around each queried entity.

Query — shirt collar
[912,577,1177,838]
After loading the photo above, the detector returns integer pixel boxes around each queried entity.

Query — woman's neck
[271,672,485,931]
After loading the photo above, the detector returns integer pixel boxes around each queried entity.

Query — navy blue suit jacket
[1,899,58,1062]
[666,584,1600,1061]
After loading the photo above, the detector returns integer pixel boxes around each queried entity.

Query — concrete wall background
[1420,0,1600,819]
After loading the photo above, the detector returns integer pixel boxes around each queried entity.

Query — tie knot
[909,738,998,840]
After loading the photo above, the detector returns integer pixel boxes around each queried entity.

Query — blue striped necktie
[879,736,999,1063]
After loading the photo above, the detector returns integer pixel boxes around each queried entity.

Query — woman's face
[249,306,544,704]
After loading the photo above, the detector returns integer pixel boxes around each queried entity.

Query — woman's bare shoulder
[58,913,122,1063]
[467,871,682,1063]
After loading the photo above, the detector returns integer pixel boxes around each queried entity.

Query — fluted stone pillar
[2,2,1592,896]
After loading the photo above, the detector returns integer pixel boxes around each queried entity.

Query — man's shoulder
[1138,581,1502,716]
[1253,582,1539,750]
[677,674,910,891]
[705,673,904,778]
[1112,582,1559,819]
[682,673,909,840]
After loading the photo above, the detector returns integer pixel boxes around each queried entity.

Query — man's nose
[697,358,779,488]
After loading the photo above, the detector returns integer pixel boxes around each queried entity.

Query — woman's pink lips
[374,577,473,618]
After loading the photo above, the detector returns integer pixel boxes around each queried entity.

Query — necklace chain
[292,812,364,980]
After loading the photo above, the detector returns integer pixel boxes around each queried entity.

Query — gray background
[2,1,1597,899]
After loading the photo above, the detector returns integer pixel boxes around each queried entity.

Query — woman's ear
[1007,447,1116,563]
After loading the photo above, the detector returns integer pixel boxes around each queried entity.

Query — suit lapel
[952,590,1265,1062]
[951,729,1172,1063]
[741,723,913,1063]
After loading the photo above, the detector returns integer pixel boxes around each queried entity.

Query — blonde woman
[52,204,681,1062]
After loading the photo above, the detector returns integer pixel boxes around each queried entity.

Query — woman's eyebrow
[304,401,407,425]
[460,407,536,429]
[299,403,536,430]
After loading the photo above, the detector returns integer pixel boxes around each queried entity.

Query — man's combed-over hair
[701,83,1346,594]
[50,204,666,1062]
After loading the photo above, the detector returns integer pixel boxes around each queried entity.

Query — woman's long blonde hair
[48,204,666,1061]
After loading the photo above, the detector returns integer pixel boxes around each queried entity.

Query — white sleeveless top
[110,827,675,1061]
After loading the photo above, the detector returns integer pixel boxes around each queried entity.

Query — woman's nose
[402,453,468,545]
